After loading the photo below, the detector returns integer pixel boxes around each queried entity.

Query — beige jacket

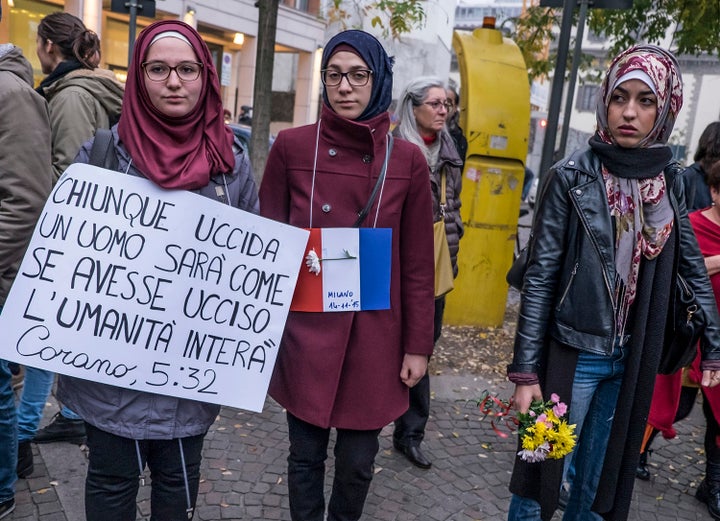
[39,67,124,181]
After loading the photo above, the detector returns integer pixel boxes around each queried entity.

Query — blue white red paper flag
[291,227,392,312]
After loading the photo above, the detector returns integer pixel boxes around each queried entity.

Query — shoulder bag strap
[440,167,447,216]
[354,133,394,227]
[88,128,118,171]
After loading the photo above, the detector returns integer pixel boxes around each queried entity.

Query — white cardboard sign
[0,164,309,412]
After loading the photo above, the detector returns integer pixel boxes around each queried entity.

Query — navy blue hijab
[321,30,394,121]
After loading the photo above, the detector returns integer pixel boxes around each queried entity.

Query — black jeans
[393,296,444,447]
[286,412,381,521]
[84,423,205,521]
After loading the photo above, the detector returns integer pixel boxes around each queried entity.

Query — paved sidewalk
[8,369,716,521]
[9,204,715,520]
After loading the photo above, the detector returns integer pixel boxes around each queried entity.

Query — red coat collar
[318,104,391,153]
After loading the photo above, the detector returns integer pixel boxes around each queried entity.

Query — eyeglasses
[321,69,373,87]
[142,61,203,82]
[423,100,453,112]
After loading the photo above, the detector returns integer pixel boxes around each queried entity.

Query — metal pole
[127,0,138,66]
[558,0,589,158]
[538,0,576,180]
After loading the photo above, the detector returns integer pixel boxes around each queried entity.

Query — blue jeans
[17,367,81,442]
[508,340,626,521]
[17,366,54,442]
[0,359,17,504]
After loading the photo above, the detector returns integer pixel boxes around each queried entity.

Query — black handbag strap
[353,134,394,227]
[88,128,119,171]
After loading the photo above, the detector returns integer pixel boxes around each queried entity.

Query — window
[576,84,600,112]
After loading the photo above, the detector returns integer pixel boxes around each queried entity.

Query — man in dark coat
[0,4,54,514]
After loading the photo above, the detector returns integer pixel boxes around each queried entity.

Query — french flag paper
[291,227,392,312]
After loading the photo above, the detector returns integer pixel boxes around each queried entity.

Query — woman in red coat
[687,161,720,520]
[259,30,435,521]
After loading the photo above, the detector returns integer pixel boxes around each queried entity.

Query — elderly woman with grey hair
[392,76,464,469]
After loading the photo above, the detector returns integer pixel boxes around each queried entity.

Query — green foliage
[510,0,720,81]
[327,0,426,39]
[508,6,559,80]
[587,0,720,57]
[506,6,595,82]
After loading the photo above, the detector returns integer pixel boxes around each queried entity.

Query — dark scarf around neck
[588,133,673,179]
[36,59,85,97]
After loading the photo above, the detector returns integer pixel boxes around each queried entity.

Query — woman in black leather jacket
[506,45,720,521]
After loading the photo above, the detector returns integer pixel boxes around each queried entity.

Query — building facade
[0,0,327,135]
[323,0,458,101]
[451,0,720,171]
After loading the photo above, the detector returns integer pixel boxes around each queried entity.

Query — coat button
[322,204,331,213]
[362,154,372,163]
[329,149,337,156]
[575,189,582,195]
[568,160,575,166]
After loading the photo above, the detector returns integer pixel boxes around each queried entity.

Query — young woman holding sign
[259,30,435,521]
[57,20,258,521]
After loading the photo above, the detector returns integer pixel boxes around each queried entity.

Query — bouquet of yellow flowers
[477,392,577,463]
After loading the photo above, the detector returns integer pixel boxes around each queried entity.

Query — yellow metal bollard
[444,22,531,327]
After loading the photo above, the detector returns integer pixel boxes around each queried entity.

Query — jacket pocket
[556,262,579,310]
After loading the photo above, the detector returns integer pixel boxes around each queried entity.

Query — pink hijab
[117,20,234,190]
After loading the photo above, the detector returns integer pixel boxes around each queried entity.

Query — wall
[323,0,458,102]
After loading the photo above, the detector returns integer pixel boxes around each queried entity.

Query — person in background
[522,167,535,201]
[223,108,232,124]
[238,104,252,126]
[507,44,720,521]
[36,12,124,181]
[686,160,720,520]
[445,85,467,170]
[0,2,54,510]
[392,77,463,470]
[21,11,125,452]
[56,20,258,520]
[682,122,720,210]
[259,29,435,521]
[636,121,720,481]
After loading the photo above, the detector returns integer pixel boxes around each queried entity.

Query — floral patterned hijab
[596,44,683,148]
[591,44,683,338]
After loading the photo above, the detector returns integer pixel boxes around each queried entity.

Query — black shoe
[34,413,86,444]
[393,442,432,469]
[696,478,720,520]
[17,440,34,478]
[636,451,651,481]
[0,498,15,520]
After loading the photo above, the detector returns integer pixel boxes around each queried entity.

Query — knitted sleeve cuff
[508,372,540,386]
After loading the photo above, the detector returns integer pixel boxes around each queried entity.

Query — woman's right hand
[512,384,543,413]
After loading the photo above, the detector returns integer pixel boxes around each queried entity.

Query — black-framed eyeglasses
[321,69,373,87]
[142,61,203,82]
[423,100,452,112]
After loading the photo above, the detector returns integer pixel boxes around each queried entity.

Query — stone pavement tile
[12,377,720,520]
[12,444,68,521]
[194,391,715,520]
